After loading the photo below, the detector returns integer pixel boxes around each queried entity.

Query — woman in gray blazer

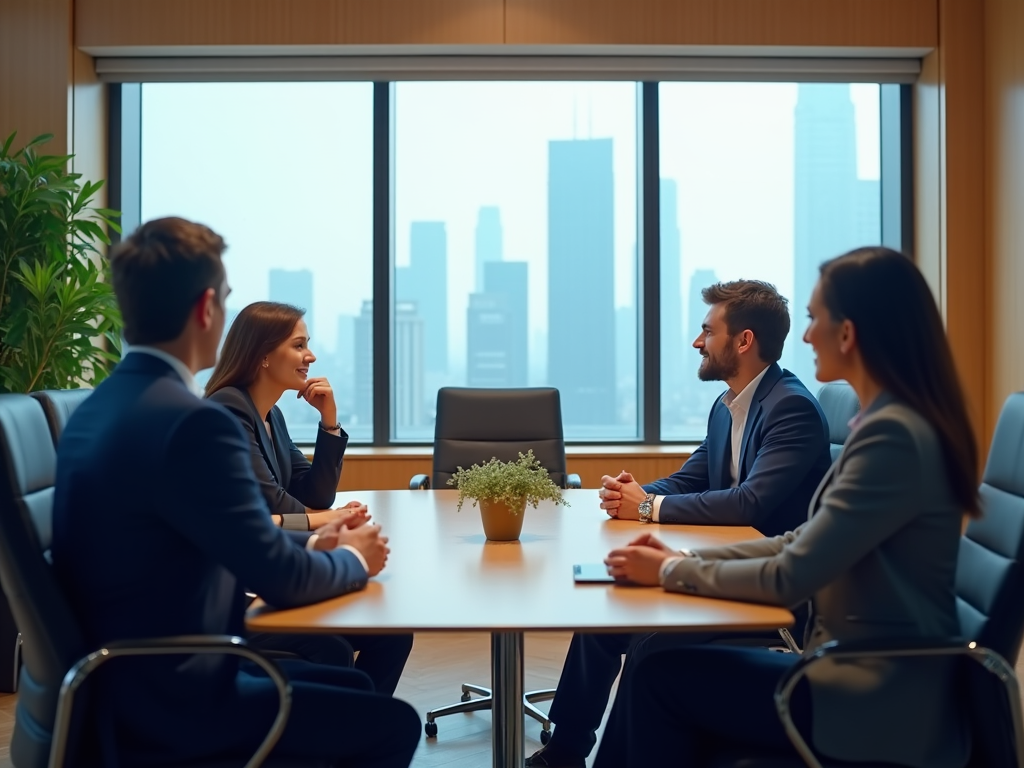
[594,247,980,768]
[205,301,413,695]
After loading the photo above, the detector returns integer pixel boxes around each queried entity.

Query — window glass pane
[139,82,375,443]
[393,82,639,441]
[658,83,881,441]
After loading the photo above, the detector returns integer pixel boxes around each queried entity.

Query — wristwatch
[638,493,655,524]
[319,420,342,432]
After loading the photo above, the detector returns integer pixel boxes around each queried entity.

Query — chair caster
[540,729,551,745]
[424,721,438,738]
[460,691,471,702]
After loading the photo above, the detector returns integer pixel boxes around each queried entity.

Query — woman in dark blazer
[206,301,412,695]
[592,248,980,768]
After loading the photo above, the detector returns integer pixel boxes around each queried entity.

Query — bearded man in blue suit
[527,280,833,768]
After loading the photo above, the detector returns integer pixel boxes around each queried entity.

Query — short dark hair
[204,302,306,397]
[701,280,790,363]
[819,246,979,517]
[110,217,227,345]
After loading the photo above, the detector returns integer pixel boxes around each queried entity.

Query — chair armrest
[49,635,290,768]
[566,473,582,489]
[409,474,430,490]
[773,638,1024,768]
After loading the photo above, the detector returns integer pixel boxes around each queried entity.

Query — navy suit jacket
[208,386,348,530]
[51,353,367,762]
[645,363,832,536]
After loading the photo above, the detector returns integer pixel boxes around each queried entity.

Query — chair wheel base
[424,721,438,738]
[540,729,551,745]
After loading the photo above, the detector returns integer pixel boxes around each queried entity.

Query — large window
[393,82,638,440]
[658,83,882,439]
[121,77,903,445]
[137,82,374,442]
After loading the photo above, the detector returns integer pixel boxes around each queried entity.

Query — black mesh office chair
[814,382,860,462]
[30,388,93,446]
[0,394,316,768]
[711,392,1024,768]
[412,387,579,743]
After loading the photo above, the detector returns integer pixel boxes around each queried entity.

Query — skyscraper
[660,178,684,424]
[466,260,528,387]
[353,300,373,427]
[474,206,503,293]
[547,138,616,427]
[394,301,425,431]
[678,268,721,427]
[792,84,880,386]
[396,221,448,376]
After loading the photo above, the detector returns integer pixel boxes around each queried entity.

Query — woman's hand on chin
[298,377,338,426]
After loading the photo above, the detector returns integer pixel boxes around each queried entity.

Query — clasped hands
[599,471,682,586]
[310,500,390,577]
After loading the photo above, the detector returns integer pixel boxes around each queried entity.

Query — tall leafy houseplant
[0,132,123,392]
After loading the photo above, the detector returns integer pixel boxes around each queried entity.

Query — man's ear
[736,329,756,354]
[194,287,218,331]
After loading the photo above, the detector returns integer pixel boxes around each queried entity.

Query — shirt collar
[125,346,203,397]
[723,364,771,414]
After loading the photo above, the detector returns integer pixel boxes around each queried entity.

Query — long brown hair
[205,301,305,397]
[818,247,980,517]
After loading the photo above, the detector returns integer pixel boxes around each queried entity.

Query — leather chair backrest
[956,392,1024,663]
[0,395,89,768]
[431,387,569,490]
[30,388,92,446]
[816,382,860,462]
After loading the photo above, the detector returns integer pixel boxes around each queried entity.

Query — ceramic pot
[478,497,527,541]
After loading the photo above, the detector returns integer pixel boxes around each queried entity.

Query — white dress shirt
[652,364,770,522]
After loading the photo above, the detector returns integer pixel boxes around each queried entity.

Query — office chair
[30,388,93,446]
[412,387,579,743]
[814,382,860,462]
[710,392,1024,768]
[0,394,321,768]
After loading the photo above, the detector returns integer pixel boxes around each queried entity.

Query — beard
[697,344,740,382]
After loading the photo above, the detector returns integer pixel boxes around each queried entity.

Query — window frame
[108,77,911,447]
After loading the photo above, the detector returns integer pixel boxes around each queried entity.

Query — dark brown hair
[701,280,791,363]
[204,301,305,397]
[110,217,226,345]
[819,246,980,517]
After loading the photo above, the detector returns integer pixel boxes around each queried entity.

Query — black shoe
[524,744,586,768]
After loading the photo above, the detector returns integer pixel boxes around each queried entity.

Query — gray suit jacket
[662,392,969,768]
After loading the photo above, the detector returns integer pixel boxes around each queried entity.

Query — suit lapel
[243,390,284,483]
[268,407,292,488]
[707,399,734,490]
[737,364,782,481]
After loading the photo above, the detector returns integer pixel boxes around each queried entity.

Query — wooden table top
[246,489,793,634]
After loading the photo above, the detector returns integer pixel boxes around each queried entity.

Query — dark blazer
[644,363,831,536]
[51,352,367,763]
[208,386,348,531]
[663,393,967,768]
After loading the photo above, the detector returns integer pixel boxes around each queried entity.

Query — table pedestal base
[491,631,524,768]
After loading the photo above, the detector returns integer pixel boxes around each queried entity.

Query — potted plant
[448,450,569,541]
[0,132,123,393]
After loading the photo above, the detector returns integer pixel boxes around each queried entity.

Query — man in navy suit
[51,217,419,768]
[526,280,832,768]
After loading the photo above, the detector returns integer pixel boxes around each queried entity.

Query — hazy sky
[140,81,879,363]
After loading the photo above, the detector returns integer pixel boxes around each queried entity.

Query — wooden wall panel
[76,0,504,48]
[986,0,1024,431]
[332,449,692,491]
[506,0,937,48]
[0,0,72,154]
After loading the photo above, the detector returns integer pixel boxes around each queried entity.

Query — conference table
[247,489,794,768]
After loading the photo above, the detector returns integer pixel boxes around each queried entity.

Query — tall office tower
[353,300,373,427]
[547,138,616,428]
[792,84,880,387]
[394,302,425,431]
[466,261,528,387]
[396,222,448,376]
[474,206,503,293]
[333,313,357,420]
[660,178,685,424]
[678,268,721,427]
[269,268,314,339]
